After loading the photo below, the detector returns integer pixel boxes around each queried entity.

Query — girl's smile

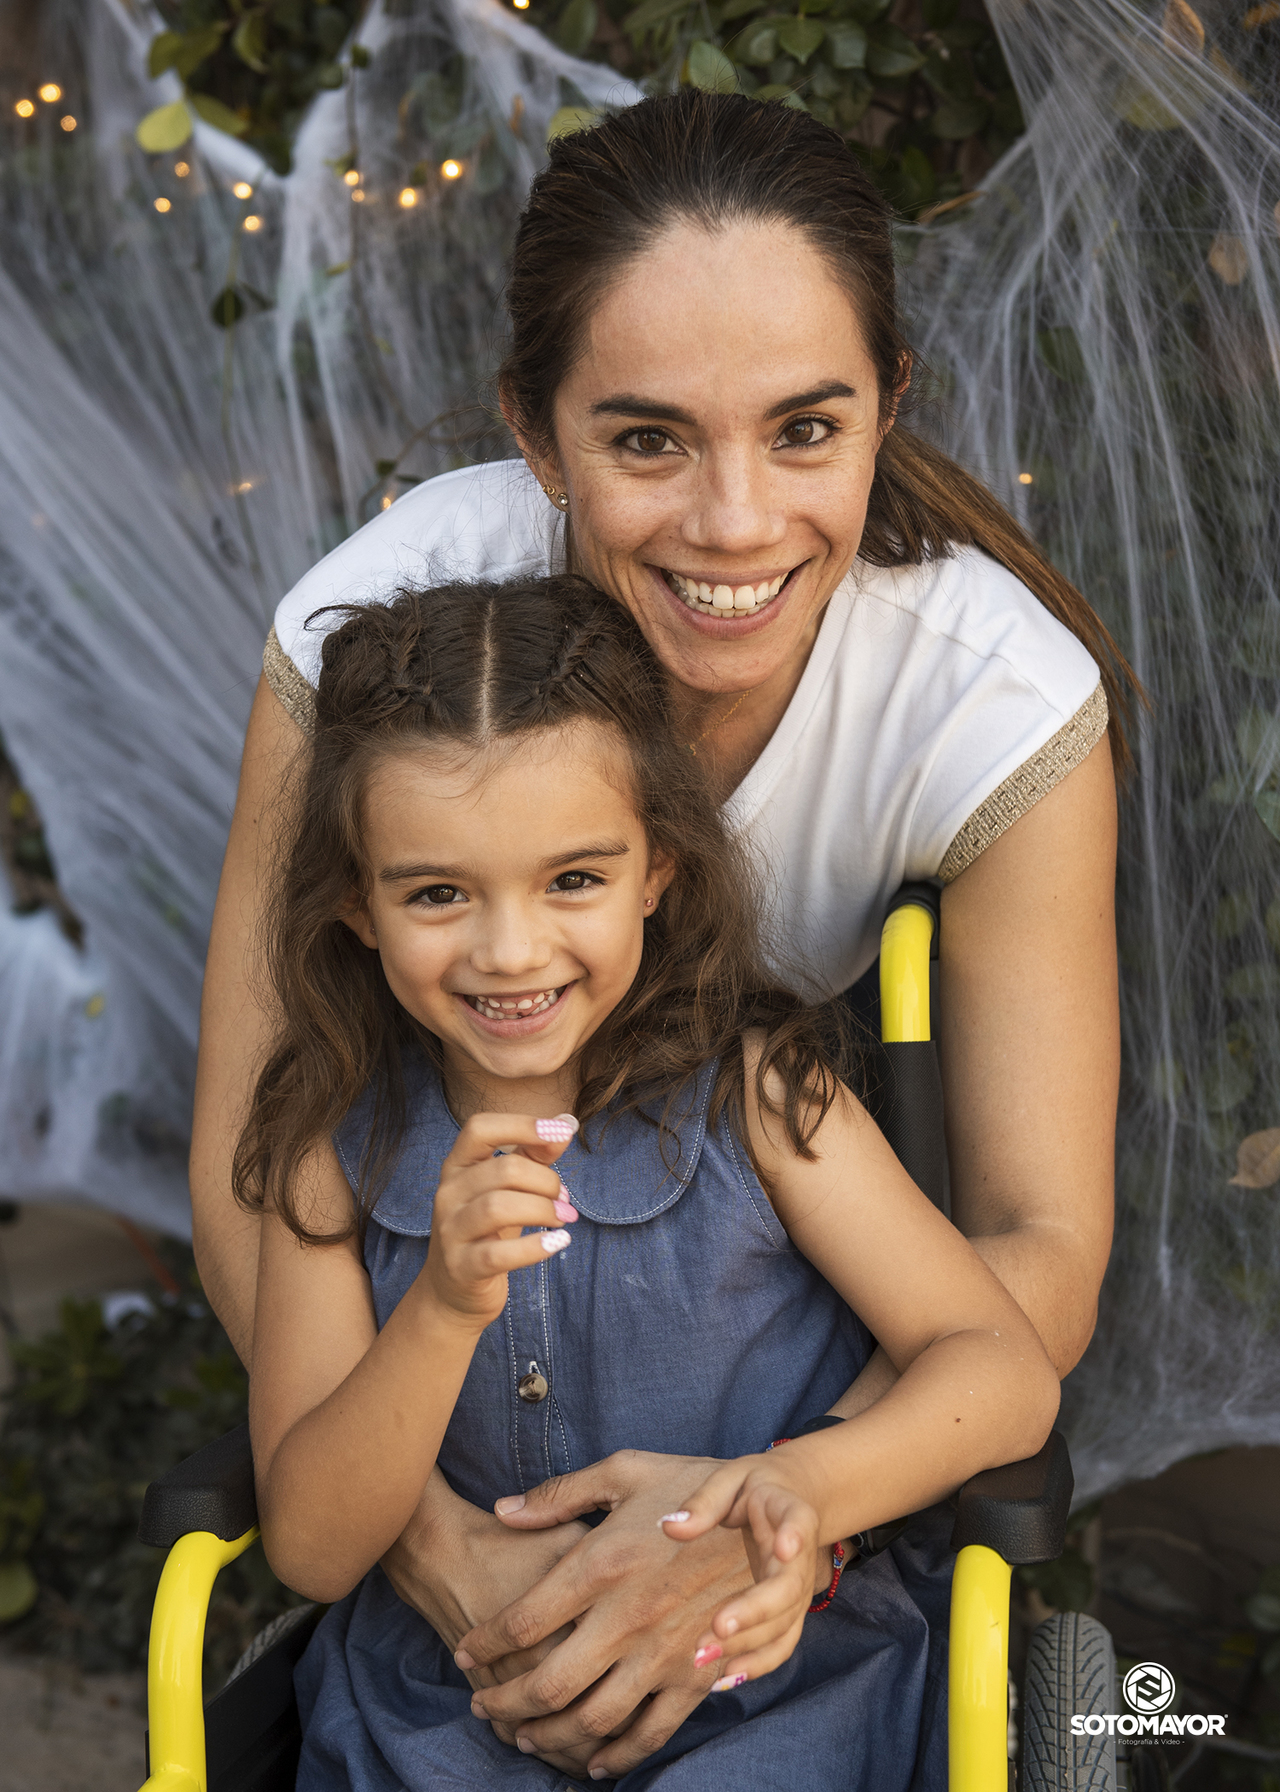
[456,981,573,1036]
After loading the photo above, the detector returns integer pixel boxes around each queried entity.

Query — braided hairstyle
[234,576,846,1242]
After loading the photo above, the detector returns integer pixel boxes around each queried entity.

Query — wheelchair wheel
[1021,1611,1118,1790]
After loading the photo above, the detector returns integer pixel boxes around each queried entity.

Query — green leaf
[210,287,245,328]
[897,143,936,211]
[1254,790,1280,842]
[922,0,957,23]
[623,0,693,35]
[174,24,227,81]
[557,0,599,57]
[1202,1039,1253,1112]
[135,100,193,154]
[721,0,764,19]
[931,96,989,139]
[350,44,371,68]
[1226,961,1280,1001]
[546,105,601,142]
[189,92,249,137]
[315,62,345,90]
[232,13,269,73]
[737,22,779,65]
[775,16,824,62]
[687,39,740,90]
[989,89,1024,136]
[1036,326,1086,384]
[866,23,924,77]
[824,20,867,66]
[0,1559,38,1623]
[147,31,186,79]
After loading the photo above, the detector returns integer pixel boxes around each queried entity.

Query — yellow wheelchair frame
[138,884,1072,1792]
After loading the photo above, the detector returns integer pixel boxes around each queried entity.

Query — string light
[440,159,463,180]
[242,213,262,232]
[351,187,365,202]
[14,99,34,118]
[514,0,530,9]
[381,493,394,511]
[233,180,253,199]
[59,115,76,132]
[154,196,171,213]
[38,83,62,103]
[233,479,254,494]
[1018,472,1034,485]
[398,187,418,208]
[343,168,360,187]
[174,161,189,176]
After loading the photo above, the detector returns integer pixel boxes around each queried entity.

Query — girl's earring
[644,897,655,912]
[542,484,570,511]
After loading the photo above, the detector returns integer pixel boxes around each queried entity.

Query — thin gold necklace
[686,687,755,756]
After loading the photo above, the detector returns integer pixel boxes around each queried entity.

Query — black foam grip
[138,1422,258,1548]
[877,1040,947,1212]
[951,1430,1074,1565]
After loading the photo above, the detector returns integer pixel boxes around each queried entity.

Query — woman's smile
[653,563,804,635]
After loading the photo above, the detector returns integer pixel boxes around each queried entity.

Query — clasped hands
[382,1448,834,1782]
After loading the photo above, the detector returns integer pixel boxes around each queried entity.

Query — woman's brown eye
[783,419,817,445]
[634,429,667,454]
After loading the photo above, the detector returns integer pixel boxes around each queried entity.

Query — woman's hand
[423,1112,579,1327]
[455,1451,809,1780]
[660,1452,828,1691]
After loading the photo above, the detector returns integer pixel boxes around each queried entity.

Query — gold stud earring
[541,484,570,510]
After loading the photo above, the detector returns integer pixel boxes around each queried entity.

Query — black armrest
[138,1422,258,1549]
[950,1430,1073,1566]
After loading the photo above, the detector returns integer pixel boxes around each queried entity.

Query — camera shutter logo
[1123,1662,1176,1715]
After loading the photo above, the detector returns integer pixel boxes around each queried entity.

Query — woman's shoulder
[265,460,557,726]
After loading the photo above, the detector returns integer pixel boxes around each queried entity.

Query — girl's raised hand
[422,1112,580,1328]
[658,1455,826,1691]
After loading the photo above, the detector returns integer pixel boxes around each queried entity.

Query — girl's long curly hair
[234,575,851,1243]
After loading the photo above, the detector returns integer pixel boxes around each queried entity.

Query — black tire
[1021,1611,1119,1791]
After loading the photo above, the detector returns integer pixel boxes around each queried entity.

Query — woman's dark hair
[234,575,847,1242]
[499,88,1136,775]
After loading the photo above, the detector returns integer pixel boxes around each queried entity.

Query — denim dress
[294,1056,953,1791]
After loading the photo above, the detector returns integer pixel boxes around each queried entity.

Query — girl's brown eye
[422,885,460,905]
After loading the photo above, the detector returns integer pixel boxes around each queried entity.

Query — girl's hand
[659,1453,826,1689]
[423,1112,579,1328]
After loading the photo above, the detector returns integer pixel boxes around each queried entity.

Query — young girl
[238,574,1058,1792]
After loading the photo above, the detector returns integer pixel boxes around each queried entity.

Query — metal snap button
[518,1363,549,1404]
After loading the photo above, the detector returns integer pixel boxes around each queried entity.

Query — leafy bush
[0,1248,300,1679]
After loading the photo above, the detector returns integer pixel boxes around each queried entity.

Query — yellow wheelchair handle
[880,899,935,1044]
[138,1525,259,1792]
[949,1544,1013,1791]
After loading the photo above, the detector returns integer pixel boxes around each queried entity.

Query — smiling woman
[195,89,1129,1786]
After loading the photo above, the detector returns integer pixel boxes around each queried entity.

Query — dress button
[518,1368,549,1404]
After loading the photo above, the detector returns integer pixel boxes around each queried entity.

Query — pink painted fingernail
[658,1510,690,1527]
[711,1672,749,1693]
[553,1199,578,1222]
[535,1115,579,1142]
[455,1648,476,1669]
[694,1644,722,1666]
[540,1228,572,1253]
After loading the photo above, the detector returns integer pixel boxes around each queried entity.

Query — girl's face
[525,218,891,698]
[345,725,671,1109]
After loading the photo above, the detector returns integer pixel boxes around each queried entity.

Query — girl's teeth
[471,987,561,1020]
[668,572,787,616]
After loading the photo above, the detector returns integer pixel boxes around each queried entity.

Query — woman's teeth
[468,987,563,1020]
[665,572,786,617]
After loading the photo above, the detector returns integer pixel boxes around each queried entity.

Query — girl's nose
[470,902,554,978]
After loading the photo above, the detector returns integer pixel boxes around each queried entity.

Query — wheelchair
[135,885,1118,1792]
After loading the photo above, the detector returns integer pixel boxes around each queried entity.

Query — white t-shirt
[269,459,1104,995]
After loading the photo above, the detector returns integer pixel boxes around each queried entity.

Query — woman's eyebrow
[589,381,856,426]
[763,381,856,419]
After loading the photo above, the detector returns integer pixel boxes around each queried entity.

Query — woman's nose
[681,443,787,555]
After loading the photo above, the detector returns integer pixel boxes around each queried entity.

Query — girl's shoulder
[266,461,559,727]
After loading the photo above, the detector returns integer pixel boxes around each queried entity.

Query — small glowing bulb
[39,83,62,103]
[154,196,171,213]
[441,159,463,180]
[351,187,365,202]
[514,0,530,10]
[381,492,394,511]
[14,99,34,118]
[233,180,253,199]
[59,114,76,132]
[242,213,262,232]
[234,480,254,494]
[398,186,418,208]
[174,160,189,177]
[343,168,360,187]
[1018,472,1033,485]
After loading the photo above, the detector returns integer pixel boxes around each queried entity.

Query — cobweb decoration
[0,0,1276,1494]
[904,0,1280,1495]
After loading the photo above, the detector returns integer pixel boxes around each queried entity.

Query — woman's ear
[338,896,378,951]
[878,350,913,446]
[498,383,564,497]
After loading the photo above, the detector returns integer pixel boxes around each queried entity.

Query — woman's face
[533,218,890,697]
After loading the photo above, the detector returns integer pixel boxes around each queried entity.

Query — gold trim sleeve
[263,625,317,734]
[938,682,1109,884]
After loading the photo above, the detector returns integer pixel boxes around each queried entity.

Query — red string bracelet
[766,1436,847,1614]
